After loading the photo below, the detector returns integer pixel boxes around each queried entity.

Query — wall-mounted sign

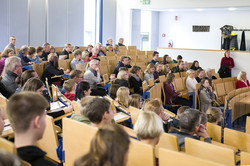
[141,0,150,5]
[162,33,166,37]
[193,26,210,32]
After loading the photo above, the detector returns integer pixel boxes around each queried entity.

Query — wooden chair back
[159,75,166,83]
[206,122,222,142]
[63,118,98,166]
[159,148,224,166]
[146,51,154,56]
[75,64,85,73]
[149,83,161,100]
[214,82,226,97]
[37,115,60,162]
[241,152,250,165]
[51,84,58,102]
[0,95,8,119]
[69,54,74,60]
[72,101,81,114]
[224,128,250,152]
[142,80,149,92]
[128,106,142,126]
[185,137,235,166]
[246,116,250,134]
[164,109,176,118]
[33,63,45,78]
[127,46,137,50]
[148,78,154,87]
[59,59,70,71]
[224,81,235,94]
[174,77,185,92]
[119,46,127,50]
[100,64,109,76]
[213,78,223,84]
[106,52,115,56]
[45,78,52,100]
[103,74,109,83]
[0,137,16,154]
[127,139,155,166]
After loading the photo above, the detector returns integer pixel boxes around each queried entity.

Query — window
[84,0,96,45]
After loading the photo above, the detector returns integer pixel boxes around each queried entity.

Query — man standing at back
[4,36,17,55]
[7,92,56,166]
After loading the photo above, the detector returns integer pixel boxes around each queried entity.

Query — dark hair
[16,70,36,86]
[177,55,183,60]
[130,65,141,74]
[153,51,159,57]
[179,109,201,133]
[74,81,90,101]
[74,124,130,166]
[22,78,44,92]
[36,46,43,53]
[190,60,199,69]
[197,68,204,75]
[109,84,120,100]
[163,54,169,64]
[49,55,59,69]
[28,46,36,56]
[85,98,111,124]
[178,60,184,65]
[198,78,209,93]
[165,73,175,84]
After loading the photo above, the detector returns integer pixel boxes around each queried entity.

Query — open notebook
[50,101,66,112]
[114,113,128,121]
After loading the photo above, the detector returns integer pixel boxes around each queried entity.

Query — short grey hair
[89,59,99,67]
[179,109,201,133]
[2,56,21,75]
[20,45,29,54]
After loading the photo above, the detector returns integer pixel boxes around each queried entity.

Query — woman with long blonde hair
[115,87,130,107]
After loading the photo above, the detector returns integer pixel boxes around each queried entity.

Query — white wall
[158,10,250,50]
[151,11,159,50]
[131,9,141,49]
[158,48,250,77]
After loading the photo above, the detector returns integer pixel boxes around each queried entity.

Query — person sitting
[41,43,51,61]
[27,46,41,64]
[129,65,143,95]
[236,71,250,89]
[16,45,34,66]
[63,79,76,101]
[113,56,130,76]
[82,50,90,63]
[0,48,15,75]
[69,70,84,84]
[41,54,69,85]
[72,46,80,52]
[169,106,190,129]
[172,55,183,63]
[15,70,39,93]
[86,44,93,58]
[61,43,73,59]
[118,37,125,46]
[4,36,17,55]
[195,68,205,83]
[164,73,192,107]
[190,60,201,71]
[205,68,217,80]
[7,92,56,166]
[198,79,215,112]
[143,99,170,132]
[144,63,155,84]
[1,56,22,96]
[85,97,114,128]
[74,81,91,101]
[113,44,120,54]
[96,43,105,57]
[115,70,129,88]
[49,46,59,57]
[84,58,106,96]
[162,64,171,75]
[128,94,142,109]
[163,54,171,64]
[116,87,130,108]
[169,109,211,149]
[89,47,99,60]
[109,84,120,100]
[106,45,113,54]
[149,51,159,65]
[74,124,130,166]
[206,107,223,125]
[186,69,198,93]
[172,60,185,76]
[183,61,189,71]
[134,111,164,146]
[154,63,164,82]
[70,49,85,70]
[106,38,113,46]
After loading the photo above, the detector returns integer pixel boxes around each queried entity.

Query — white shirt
[186,76,198,92]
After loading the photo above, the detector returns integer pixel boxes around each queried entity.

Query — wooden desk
[2,119,14,138]
[53,112,73,122]
[239,96,250,104]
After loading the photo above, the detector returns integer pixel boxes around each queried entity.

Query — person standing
[219,50,234,78]
[4,36,17,55]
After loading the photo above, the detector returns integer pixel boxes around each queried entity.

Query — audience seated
[7,91,56,166]
[63,79,76,101]
[27,46,41,64]
[113,56,130,76]
[41,43,50,61]
[169,109,211,149]
[172,55,183,63]
[0,48,15,75]
[60,70,83,94]
[134,111,164,146]
[183,61,189,71]
[154,63,163,82]
[109,84,120,100]
[195,68,205,83]
[113,44,119,54]
[70,49,85,70]
[49,46,59,57]
[200,111,208,127]
[0,81,12,99]
[0,149,22,166]
[163,54,171,64]
[74,81,91,101]
[4,36,17,55]
[15,69,39,93]
[106,45,113,53]
[186,69,198,92]
[16,45,34,66]
[96,43,105,57]
[72,46,80,52]
[89,47,99,60]
[143,99,170,132]
[61,43,72,59]
[0,109,4,135]
[106,38,113,46]
[205,68,217,80]
[162,64,171,75]
[198,79,215,112]
[206,107,223,125]
[118,37,125,46]
[236,71,250,89]
[144,63,155,83]
[115,70,129,88]
[190,60,202,71]
[41,54,69,85]
[128,94,142,109]
[172,60,185,75]
[85,97,113,128]
[74,124,130,166]
[82,50,90,63]
[149,51,159,65]
[116,87,130,108]
[86,44,93,58]
[1,56,22,96]
[164,73,192,107]
[84,58,106,96]
[129,65,143,95]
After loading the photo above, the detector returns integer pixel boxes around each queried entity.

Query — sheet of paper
[50,101,65,112]
[4,125,12,131]
[114,113,128,121]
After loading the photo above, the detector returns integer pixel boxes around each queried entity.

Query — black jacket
[41,51,50,61]
[129,76,142,95]
[41,62,64,85]
[114,79,129,88]
[17,146,56,166]
[61,50,72,59]
[113,61,127,76]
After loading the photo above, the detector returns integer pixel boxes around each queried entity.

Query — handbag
[218,58,228,78]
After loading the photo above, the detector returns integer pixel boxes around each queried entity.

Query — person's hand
[162,112,170,123]
[155,78,160,82]
[110,74,116,80]
[96,68,100,73]
[208,86,213,91]
[197,124,210,138]
[64,105,73,114]
[139,87,143,90]
[178,92,182,96]
[64,69,70,74]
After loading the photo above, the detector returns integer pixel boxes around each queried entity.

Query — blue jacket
[17,51,32,66]
[113,61,127,76]
[149,59,159,65]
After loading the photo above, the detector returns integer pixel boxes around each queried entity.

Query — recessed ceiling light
[228,7,237,11]
[196,8,203,11]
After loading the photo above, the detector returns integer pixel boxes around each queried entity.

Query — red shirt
[236,80,250,89]
[220,57,234,73]
[64,92,75,101]
[89,55,97,61]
